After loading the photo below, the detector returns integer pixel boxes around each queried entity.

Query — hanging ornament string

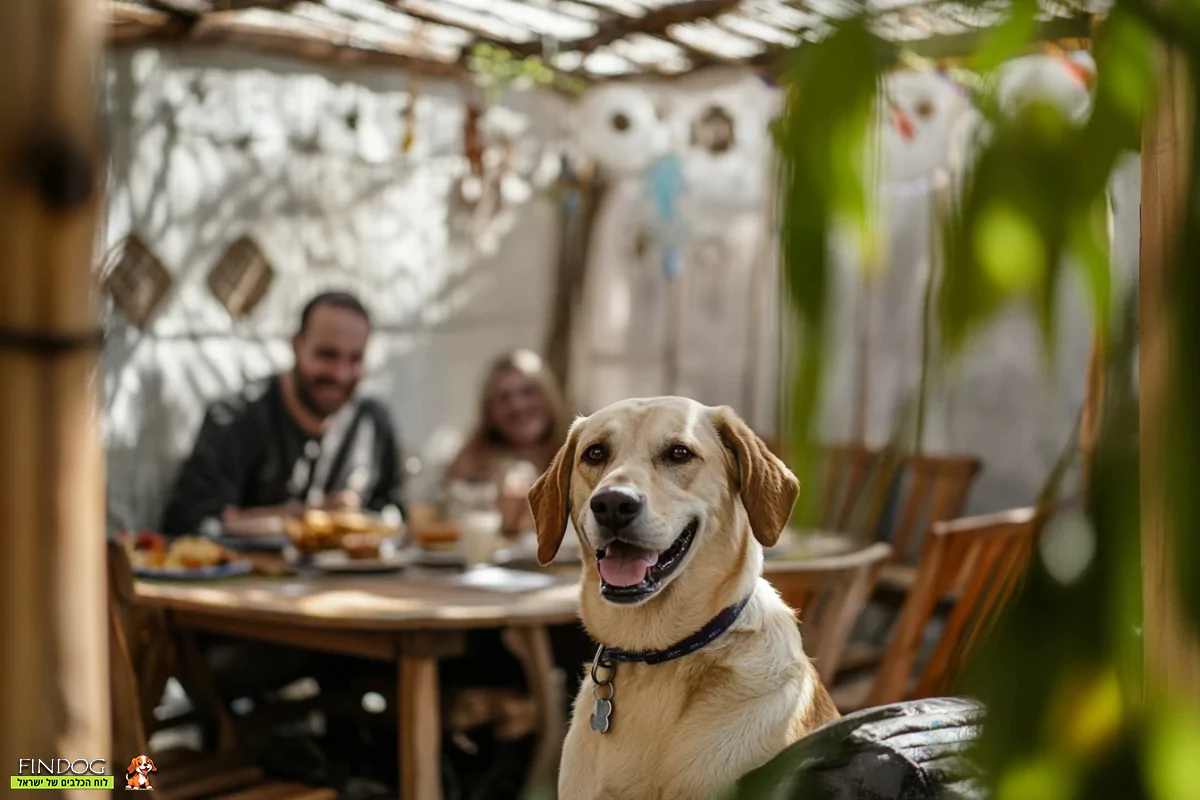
[464,94,484,178]
[404,24,426,155]
[403,75,419,154]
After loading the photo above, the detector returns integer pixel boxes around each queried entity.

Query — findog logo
[124,755,156,791]
[11,758,112,790]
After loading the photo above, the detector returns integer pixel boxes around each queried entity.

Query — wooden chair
[816,445,883,535]
[832,507,1043,712]
[762,442,980,558]
[107,540,337,800]
[874,452,982,593]
[765,543,892,683]
[757,440,887,538]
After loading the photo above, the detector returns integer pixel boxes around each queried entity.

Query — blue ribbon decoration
[641,152,688,279]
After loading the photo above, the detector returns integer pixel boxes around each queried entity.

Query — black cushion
[730,697,987,800]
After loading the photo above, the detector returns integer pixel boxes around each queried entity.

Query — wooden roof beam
[210,0,302,9]
[105,2,193,42]
[510,0,743,57]
[385,0,539,44]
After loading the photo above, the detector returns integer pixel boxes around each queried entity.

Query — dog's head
[530,398,798,647]
[126,755,155,776]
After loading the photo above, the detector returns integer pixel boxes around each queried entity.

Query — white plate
[493,529,582,568]
[134,560,254,581]
[449,566,558,593]
[409,547,465,567]
[306,547,413,574]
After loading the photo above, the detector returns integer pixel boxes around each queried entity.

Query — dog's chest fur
[559,592,833,800]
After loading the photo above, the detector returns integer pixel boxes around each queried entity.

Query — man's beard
[292,368,352,419]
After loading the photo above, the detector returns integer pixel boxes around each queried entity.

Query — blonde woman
[446,349,567,533]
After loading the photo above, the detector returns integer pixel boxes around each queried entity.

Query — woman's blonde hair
[467,349,568,473]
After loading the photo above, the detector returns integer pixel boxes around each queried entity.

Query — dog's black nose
[590,485,644,530]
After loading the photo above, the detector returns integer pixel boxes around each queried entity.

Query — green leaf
[972,0,1040,74]
[775,17,886,489]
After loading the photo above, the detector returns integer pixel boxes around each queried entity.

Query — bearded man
[162,290,404,534]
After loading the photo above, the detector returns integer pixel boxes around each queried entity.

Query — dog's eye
[582,444,607,464]
[666,445,694,463]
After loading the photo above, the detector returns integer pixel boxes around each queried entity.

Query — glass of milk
[458,509,502,569]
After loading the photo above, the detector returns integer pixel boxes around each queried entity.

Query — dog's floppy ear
[529,421,581,565]
[713,406,799,547]
[126,758,138,775]
[148,758,156,772]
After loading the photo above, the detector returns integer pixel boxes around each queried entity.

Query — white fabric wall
[100,46,563,532]
[569,66,1141,515]
[99,49,1141,530]
[569,69,781,430]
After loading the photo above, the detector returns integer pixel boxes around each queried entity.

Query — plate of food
[284,508,406,555]
[129,534,253,580]
[408,519,464,567]
[290,532,412,574]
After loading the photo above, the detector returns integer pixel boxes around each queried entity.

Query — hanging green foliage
[466,42,586,99]
[763,1,1200,798]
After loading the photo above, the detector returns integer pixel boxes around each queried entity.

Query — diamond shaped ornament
[208,236,275,319]
[101,235,173,328]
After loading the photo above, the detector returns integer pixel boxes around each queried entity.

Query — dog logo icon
[124,755,156,790]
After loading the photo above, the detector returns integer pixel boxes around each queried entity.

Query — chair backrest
[760,441,980,563]
[107,539,154,763]
[766,543,892,683]
[818,445,880,535]
[887,454,982,564]
[866,507,1042,706]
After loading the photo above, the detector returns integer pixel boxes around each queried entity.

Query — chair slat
[767,542,892,683]
[862,507,1041,709]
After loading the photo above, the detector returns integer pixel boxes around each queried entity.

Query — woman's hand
[498,463,538,534]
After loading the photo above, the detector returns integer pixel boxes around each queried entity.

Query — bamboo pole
[0,0,109,790]
[1140,44,1200,704]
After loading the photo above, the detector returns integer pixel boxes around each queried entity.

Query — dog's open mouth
[596,518,698,603]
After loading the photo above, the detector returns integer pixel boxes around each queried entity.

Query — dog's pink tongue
[597,542,659,587]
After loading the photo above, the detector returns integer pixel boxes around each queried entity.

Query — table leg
[398,653,441,800]
[172,626,239,753]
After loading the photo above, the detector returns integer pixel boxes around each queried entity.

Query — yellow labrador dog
[530,397,839,800]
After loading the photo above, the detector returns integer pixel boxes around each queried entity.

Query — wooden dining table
[135,564,581,800]
[133,531,858,800]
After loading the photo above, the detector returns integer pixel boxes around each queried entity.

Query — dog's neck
[579,506,762,651]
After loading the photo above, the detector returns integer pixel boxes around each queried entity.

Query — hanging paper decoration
[402,79,419,154]
[207,236,274,319]
[675,74,776,212]
[576,84,668,176]
[558,152,582,216]
[689,105,736,154]
[994,49,1096,123]
[464,101,484,177]
[101,235,173,328]
[641,151,687,279]
[879,69,973,187]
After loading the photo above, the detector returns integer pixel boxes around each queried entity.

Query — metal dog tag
[591,697,613,733]
[591,645,615,735]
